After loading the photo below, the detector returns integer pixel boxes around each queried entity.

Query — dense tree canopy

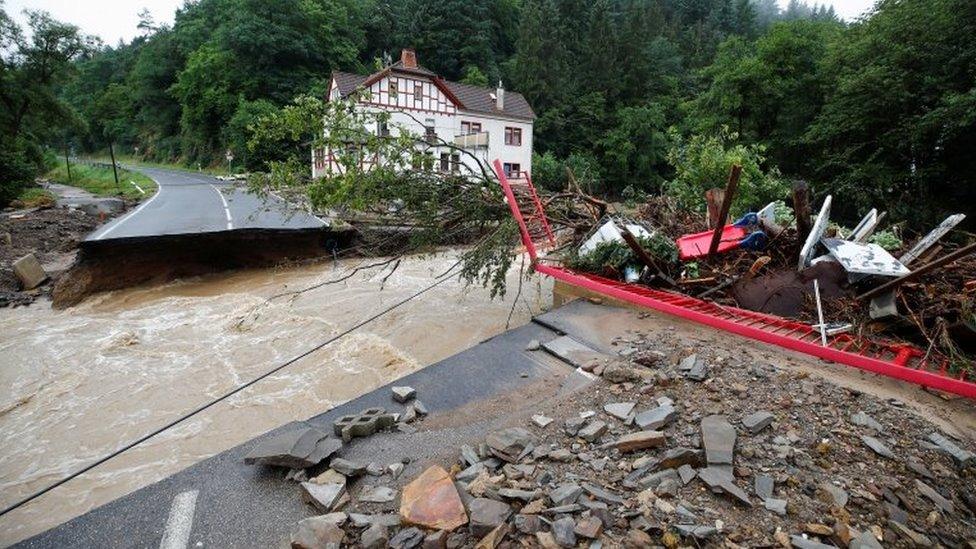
[3,0,975,225]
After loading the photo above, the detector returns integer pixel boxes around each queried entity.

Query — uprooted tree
[245,93,599,298]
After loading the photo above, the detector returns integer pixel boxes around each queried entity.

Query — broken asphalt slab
[15,302,582,548]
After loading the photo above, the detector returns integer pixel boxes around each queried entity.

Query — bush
[665,127,789,216]
[0,139,41,206]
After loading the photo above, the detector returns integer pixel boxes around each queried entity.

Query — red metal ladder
[492,159,975,399]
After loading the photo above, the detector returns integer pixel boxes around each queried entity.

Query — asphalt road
[85,167,327,241]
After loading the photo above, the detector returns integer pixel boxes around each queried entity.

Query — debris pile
[0,206,98,307]
[556,173,975,369]
[246,333,975,548]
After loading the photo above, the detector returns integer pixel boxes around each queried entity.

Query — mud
[51,228,352,309]
[731,261,849,318]
[0,207,99,307]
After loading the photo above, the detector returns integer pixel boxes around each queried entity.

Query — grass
[93,154,234,176]
[14,187,56,208]
[46,163,158,201]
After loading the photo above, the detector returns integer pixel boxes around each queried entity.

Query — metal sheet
[822,238,910,276]
[899,213,966,265]
[848,209,878,243]
[798,195,832,270]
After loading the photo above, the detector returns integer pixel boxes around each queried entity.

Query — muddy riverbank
[0,252,550,545]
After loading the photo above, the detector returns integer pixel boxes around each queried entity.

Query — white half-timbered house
[313,49,536,179]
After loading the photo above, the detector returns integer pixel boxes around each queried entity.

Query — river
[0,252,549,545]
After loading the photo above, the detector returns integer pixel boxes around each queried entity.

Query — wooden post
[705,188,725,229]
[708,165,742,256]
[108,140,122,195]
[63,142,72,183]
[792,180,811,246]
[857,242,976,301]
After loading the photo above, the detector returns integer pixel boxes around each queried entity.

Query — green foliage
[869,229,903,251]
[566,231,678,276]
[805,0,976,225]
[460,65,489,87]
[771,199,795,227]
[45,163,156,199]
[0,139,41,205]
[665,128,788,215]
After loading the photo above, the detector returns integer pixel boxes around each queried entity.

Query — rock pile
[262,336,975,548]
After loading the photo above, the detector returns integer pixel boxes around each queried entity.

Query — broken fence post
[792,180,811,247]
[708,165,742,256]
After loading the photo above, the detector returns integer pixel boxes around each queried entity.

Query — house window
[377,120,389,137]
[440,153,460,173]
[414,83,423,106]
[461,121,482,135]
[389,80,398,99]
[425,118,436,141]
[313,148,325,170]
[505,127,522,146]
[503,162,521,177]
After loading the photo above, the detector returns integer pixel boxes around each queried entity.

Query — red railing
[492,159,975,399]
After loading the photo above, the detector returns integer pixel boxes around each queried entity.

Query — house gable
[358,70,460,115]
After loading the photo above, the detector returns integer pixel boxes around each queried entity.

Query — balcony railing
[454,131,489,149]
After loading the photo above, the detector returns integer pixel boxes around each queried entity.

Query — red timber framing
[492,159,976,399]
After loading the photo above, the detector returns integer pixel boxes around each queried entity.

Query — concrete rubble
[268,333,975,549]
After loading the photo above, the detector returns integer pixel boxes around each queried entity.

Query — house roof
[330,67,536,121]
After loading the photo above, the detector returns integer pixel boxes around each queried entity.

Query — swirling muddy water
[0,252,549,544]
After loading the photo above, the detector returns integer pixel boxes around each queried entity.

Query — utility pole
[108,140,122,195]
[63,141,72,183]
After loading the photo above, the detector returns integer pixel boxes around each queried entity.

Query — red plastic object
[492,159,975,399]
[676,225,749,260]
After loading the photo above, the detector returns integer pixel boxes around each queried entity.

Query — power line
[0,264,459,519]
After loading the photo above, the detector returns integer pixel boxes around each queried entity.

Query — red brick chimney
[401,48,417,69]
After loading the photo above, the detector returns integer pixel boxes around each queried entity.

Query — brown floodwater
[0,252,549,545]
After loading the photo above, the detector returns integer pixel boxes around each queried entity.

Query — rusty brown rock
[399,465,468,532]
[609,430,666,452]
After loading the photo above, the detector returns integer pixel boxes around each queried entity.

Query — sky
[7,0,878,46]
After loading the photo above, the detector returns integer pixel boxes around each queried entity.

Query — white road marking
[159,490,198,549]
[94,175,164,240]
[210,184,234,230]
[130,181,146,194]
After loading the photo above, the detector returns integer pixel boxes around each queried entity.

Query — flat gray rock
[820,483,848,507]
[582,483,625,505]
[359,486,397,503]
[927,432,975,466]
[551,517,577,547]
[301,482,346,513]
[604,402,636,421]
[243,428,340,469]
[391,386,416,403]
[542,336,606,368]
[755,474,774,501]
[330,458,366,477]
[677,464,696,485]
[915,479,954,514]
[578,420,608,442]
[468,497,512,538]
[486,427,535,462]
[549,482,583,506]
[701,415,735,465]
[763,498,787,515]
[698,466,751,506]
[861,435,895,459]
[851,411,883,432]
[742,411,774,434]
[634,405,678,430]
